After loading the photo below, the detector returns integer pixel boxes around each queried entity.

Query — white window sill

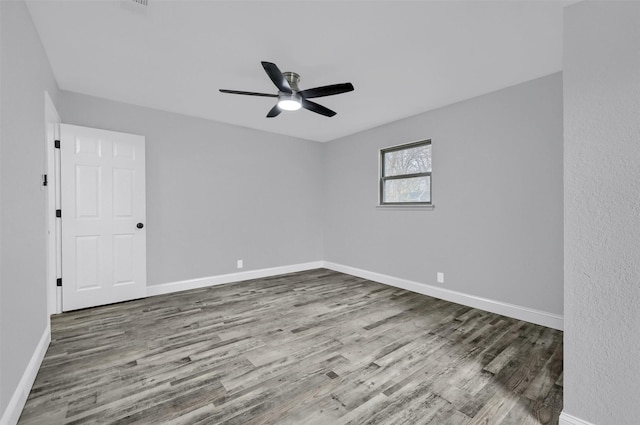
[376,204,435,211]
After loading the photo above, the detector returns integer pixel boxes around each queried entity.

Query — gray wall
[58,92,324,286]
[0,0,60,415]
[563,2,640,424]
[324,73,564,316]
[1,2,567,419]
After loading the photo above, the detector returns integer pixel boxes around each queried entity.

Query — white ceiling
[26,0,565,142]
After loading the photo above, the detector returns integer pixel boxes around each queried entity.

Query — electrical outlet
[437,272,444,284]
[237,259,243,269]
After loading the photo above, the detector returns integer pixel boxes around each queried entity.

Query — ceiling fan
[219,61,354,118]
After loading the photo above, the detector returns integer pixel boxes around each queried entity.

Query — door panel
[113,168,134,217]
[61,124,146,311]
[75,134,101,156]
[75,165,100,218]
[75,235,100,290]
[113,234,134,285]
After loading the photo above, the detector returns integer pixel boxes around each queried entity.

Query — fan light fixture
[278,94,301,111]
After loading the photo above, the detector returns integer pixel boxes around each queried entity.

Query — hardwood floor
[19,269,563,424]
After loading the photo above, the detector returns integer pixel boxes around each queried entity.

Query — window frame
[379,139,432,207]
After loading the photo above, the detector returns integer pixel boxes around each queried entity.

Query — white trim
[148,261,563,330]
[147,261,324,297]
[323,262,564,330]
[0,323,51,425]
[559,412,596,425]
[376,205,435,210]
[44,91,62,316]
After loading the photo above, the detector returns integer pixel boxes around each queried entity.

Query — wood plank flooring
[19,269,563,424]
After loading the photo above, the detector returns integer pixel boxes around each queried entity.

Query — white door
[61,124,146,311]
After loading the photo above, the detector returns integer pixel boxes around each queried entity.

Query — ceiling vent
[119,0,148,14]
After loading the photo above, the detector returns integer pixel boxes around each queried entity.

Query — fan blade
[219,89,277,98]
[298,83,354,99]
[266,104,282,118]
[301,99,336,117]
[261,61,292,93]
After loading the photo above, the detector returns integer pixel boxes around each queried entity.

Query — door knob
[136,223,144,229]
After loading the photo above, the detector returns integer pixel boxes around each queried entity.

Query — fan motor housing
[282,72,300,91]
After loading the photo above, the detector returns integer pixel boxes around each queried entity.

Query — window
[380,140,432,206]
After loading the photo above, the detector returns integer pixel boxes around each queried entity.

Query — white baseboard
[147,261,324,297]
[323,262,564,330]
[0,322,51,425]
[560,412,596,425]
[146,260,562,330]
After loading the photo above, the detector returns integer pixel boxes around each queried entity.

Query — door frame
[44,91,62,315]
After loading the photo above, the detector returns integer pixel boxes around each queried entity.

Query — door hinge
[54,140,60,149]
[56,278,62,287]
[56,209,62,218]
